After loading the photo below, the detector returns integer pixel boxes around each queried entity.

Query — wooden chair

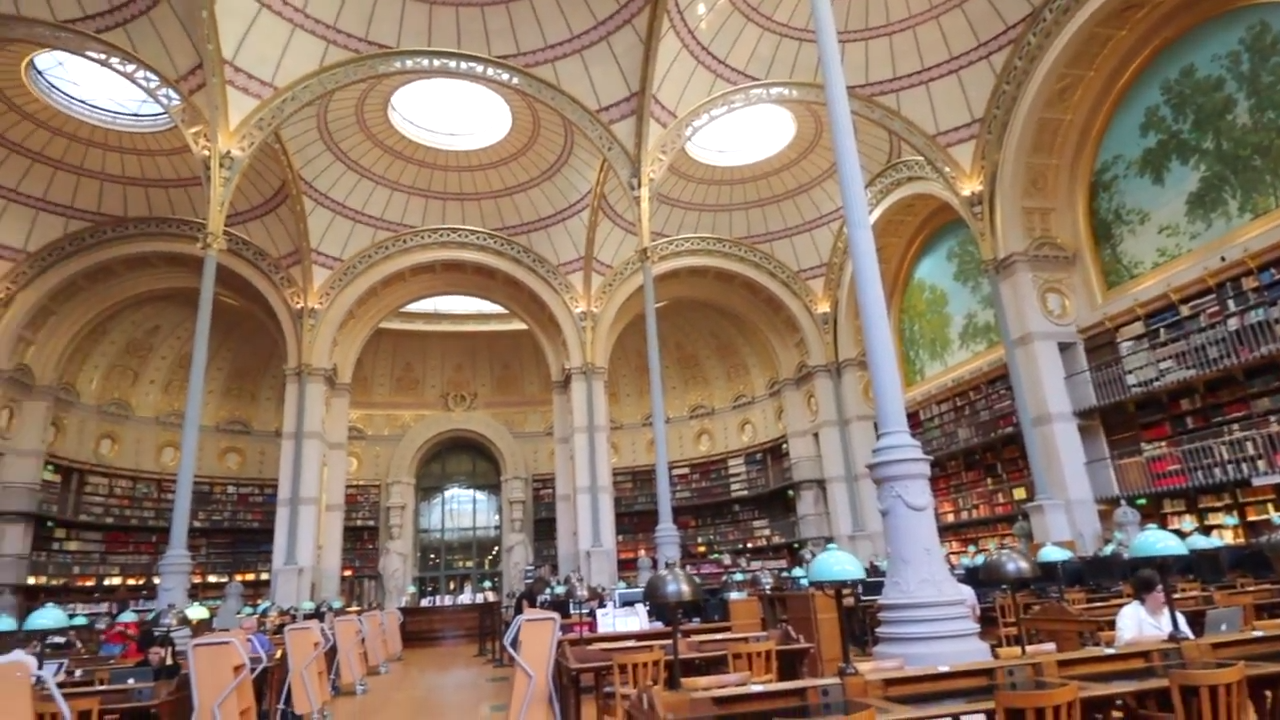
[1062,589,1088,607]
[1235,577,1256,590]
[35,695,102,720]
[993,593,1021,647]
[994,678,1080,720]
[1175,581,1202,595]
[995,642,1058,659]
[598,647,665,720]
[726,640,777,683]
[1167,662,1249,720]
[681,671,751,690]
[1212,591,1257,627]
[1253,619,1280,632]
[1099,631,1116,646]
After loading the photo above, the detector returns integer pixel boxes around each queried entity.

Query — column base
[653,523,682,569]
[872,596,994,666]
[582,547,617,588]
[271,565,313,608]
[156,549,194,609]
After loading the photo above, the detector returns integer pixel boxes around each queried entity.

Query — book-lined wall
[341,481,380,604]
[29,460,275,599]
[613,439,798,587]
[908,371,1033,562]
[1077,256,1280,542]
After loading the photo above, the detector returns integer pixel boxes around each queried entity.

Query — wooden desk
[631,678,851,718]
[400,602,499,646]
[561,622,734,646]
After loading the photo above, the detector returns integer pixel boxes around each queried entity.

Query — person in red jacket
[99,602,141,660]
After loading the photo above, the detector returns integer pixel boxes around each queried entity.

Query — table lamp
[151,605,192,635]
[643,562,703,689]
[806,543,866,675]
[0,614,17,632]
[1128,524,1190,640]
[566,578,592,639]
[979,545,1039,653]
[184,603,212,622]
[1034,542,1076,597]
[22,603,71,664]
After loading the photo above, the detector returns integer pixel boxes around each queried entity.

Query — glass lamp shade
[115,610,140,623]
[69,615,90,627]
[23,603,71,631]
[1222,514,1241,528]
[152,605,191,631]
[481,580,493,590]
[0,614,17,631]
[1129,526,1189,558]
[184,604,212,621]
[1184,533,1217,551]
[807,543,868,584]
[978,547,1039,584]
[959,555,974,568]
[730,571,747,583]
[256,601,272,614]
[643,564,704,606]
[238,605,255,616]
[789,566,807,579]
[328,599,346,610]
[1035,543,1076,563]
[551,584,567,596]
[615,581,628,589]
[258,604,285,619]
[299,601,318,612]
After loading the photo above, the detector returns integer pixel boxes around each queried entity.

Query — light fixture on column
[643,562,703,689]
[807,543,866,675]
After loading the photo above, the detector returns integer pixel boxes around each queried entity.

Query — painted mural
[898,220,999,387]
[1090,5,1280,290]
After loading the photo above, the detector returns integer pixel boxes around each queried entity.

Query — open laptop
[1203,606,1245,636]
[107,666,155,686]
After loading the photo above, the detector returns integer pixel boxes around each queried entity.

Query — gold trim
[0,404,14,437]
[346,451,362,476]
[738,418,757,444]
[156,441,181,469]
[1072,0,1278,307]
[218,446,247,472]
[1036,281,1075,326]
[92,431,120,460]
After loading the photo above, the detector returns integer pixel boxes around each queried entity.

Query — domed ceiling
[0,0,1032,300]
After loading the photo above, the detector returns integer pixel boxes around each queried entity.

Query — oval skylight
[388,78,514,151]
[402,295,508,315]
[26,49,178,133]
[684,103,797,168]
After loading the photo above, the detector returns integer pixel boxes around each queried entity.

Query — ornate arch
[0,15,208,154]
[225,49,637,214]
[311,226,584,381]
[0,234,302,376]
[592,235,825,368]
[387,412,527,484]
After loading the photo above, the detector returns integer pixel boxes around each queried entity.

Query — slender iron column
[809,0,991,665]
[641,253,681,567]
[155,233,222,608]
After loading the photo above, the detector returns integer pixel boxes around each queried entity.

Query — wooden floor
[331,645,516,719]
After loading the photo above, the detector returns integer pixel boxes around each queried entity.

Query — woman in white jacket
[1114,568,1193,646]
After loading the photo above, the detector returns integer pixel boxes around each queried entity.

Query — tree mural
[898,220,1001,386]
[1090,10,1280,288]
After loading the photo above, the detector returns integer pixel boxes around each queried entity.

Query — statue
[213,581,244,630]
[505,532,532,593]
[379,526,409,608]
[1011,514,1032,554]
[1112,500,1142,554]
[635,549,655,586]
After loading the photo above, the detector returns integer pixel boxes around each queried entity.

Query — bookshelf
[531,474,555,568]
[1075,256,1280,544]
[26,460,276,599]
[340,481,379,605]
[613,440,800,586]
[907,373,1033,559]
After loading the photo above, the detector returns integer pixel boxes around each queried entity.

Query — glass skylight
[26,49,178,133]
[401,295,508,315]
[684,103,797,168]
[388,78,513,151]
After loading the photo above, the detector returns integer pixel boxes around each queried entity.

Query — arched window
[415,443,502,597]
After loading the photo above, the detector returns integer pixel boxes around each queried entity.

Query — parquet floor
[330,645,515,719]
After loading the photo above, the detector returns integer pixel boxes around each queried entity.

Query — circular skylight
[402,295,508,315]
[26,49,178,133]
[684,103,797,168]
[388,78,513,151]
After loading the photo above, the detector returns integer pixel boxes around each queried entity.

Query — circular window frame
[684,103,798,168]
[25,49,179,133]
[387,77,514,152]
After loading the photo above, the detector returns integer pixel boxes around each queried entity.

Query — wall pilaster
[551,379,577,573]
[567,365,616,586]
[272,365,333,606]
[0,384,56,586]
[315,383,352,601]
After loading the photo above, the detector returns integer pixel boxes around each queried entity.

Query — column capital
[284,364,337,386]
[197,230,227,252]
[564,364,607,381]
[984,238,1075,278]
[329,382,353,399]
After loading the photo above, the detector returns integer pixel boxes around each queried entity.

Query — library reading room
[8,0,1280,717]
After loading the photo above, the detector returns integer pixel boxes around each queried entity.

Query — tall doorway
[414,442,502,598]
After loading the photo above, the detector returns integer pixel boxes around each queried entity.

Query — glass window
[414,444,503,596]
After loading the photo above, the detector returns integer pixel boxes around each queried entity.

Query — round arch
[0,15,207,154]
[592,240,825,368]
[311,228,584,381]
[226,49,636,216]
[387,412,527,484]
[0,237,302,378]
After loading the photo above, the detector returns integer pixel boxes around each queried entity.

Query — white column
[779,381,829,541]
[990,253,1102,552]
[271,366,329,607]
[837,360,886,559]
[316,383,351,601]
[810,0,991,664]
[551,380,577,573]
[567,366,616,585]
[0,386,55,586]
[811,368,859,543]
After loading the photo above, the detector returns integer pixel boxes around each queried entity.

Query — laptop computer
[1203,606,1245,636]
[107,666,155,686]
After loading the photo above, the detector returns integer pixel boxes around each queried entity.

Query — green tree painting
[1090,8,1280,288]
[898,221,1001,386]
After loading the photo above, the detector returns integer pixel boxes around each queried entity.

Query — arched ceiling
[0,0,1035,301]
[607,300,779,419]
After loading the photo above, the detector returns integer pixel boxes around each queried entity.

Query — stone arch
[0,235,302,380]
[311,226,584,382]
[227,49,636,214]
[0,15,207,154]
[592,236,825,370]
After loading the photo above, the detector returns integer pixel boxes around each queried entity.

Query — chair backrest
[994,594,1018,624]
[1167,662,1249,720]
[994,679,1079,720]
[36,695,102,720]
[1062,589,1087,607]
[726,640,777,682]
[611,647,666,695]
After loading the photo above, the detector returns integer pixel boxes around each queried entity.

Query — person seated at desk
[240,617,273,657]
[135,636,182,681]
[1114,568,1193,646]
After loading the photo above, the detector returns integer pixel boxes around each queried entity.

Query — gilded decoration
[1035,278,1076,326]
[738,419,757,444]
[92,432,119,460]
[693,427,714,453]
[157,442,180,469]
[0,404,13,438]
[219,447,247,472]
